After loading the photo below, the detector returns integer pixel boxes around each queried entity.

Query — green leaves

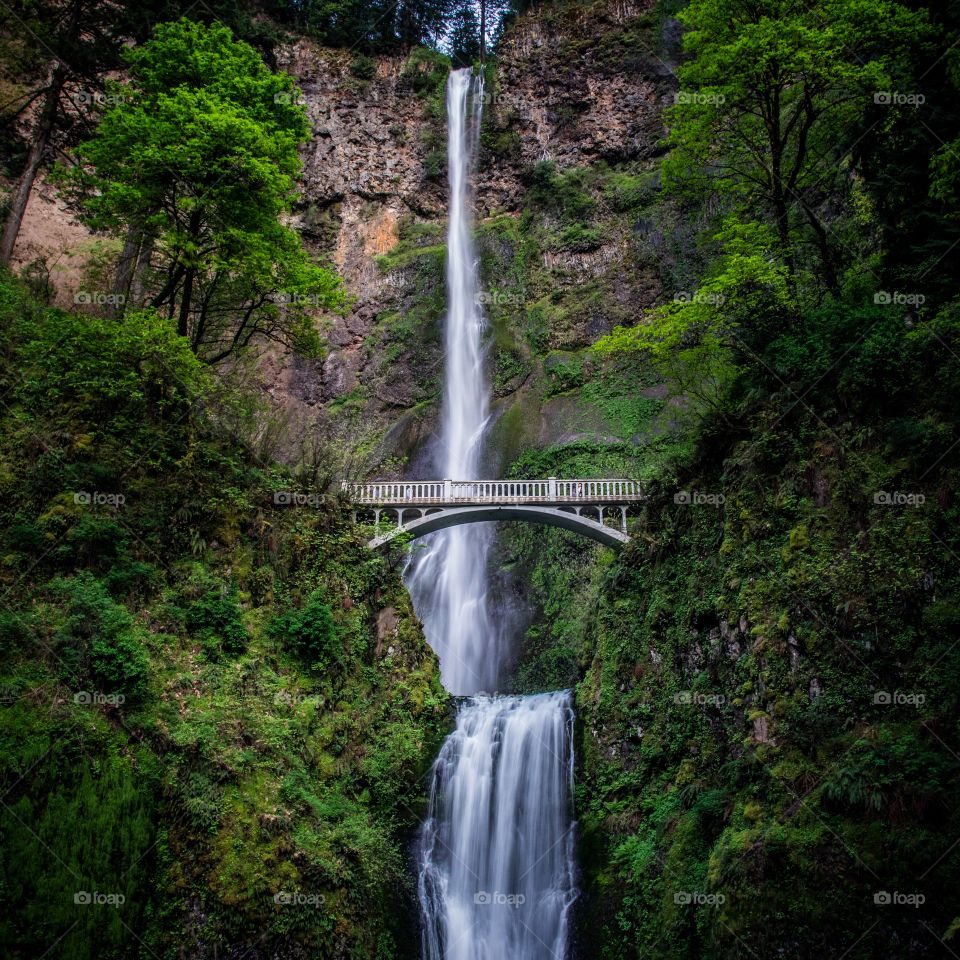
[595,218,790,413]
[60,19,345,363]
[664,0,930,287]
[267,592,343,673]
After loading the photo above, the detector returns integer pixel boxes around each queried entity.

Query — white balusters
[341,479,646,505]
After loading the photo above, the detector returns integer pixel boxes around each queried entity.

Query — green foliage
[528,161,598,223]
[0,729,157,960]
[268,0,456,52]
[349,53,377,81]
[185,587,248,657]
[401,45,452,101]
[493,9,960,955]
[603,170,659,213]
[58,19,344,363]
[48,573,150,702]
[268,591,343,671]
[552,222,604,252]
[664,0,930,288]
[595,219,792,413]
[18,305,204,437]
[0,269,447,958]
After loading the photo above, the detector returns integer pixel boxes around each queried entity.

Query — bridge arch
[342,478,644,551]
[367,505,630,550]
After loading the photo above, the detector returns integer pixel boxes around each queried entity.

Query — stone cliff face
[479,0,673,202]
[267,0,678,470]
[5,0,679,472]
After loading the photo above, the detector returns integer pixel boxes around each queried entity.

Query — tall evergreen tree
[447,1,481,66]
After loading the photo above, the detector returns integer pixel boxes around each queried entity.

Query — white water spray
[411,68,578,960]
[405,68,501,695]
[418,693,578,960]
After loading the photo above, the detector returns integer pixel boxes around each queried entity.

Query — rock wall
[271,0,679,470]
[4,0,680,471]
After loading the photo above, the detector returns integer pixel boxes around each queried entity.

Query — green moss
[0,271,449,959]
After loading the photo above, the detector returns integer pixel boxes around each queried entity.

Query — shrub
[0,608,33,657]
[49,573,149,701]
[350,54,377,81]
[268,591,342,672]
[185,589,248,658]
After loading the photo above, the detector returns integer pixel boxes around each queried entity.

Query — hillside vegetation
[488,1,960,956]
[0,275,447,958]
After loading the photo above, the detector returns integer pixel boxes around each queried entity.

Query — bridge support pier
[340,477,645,550]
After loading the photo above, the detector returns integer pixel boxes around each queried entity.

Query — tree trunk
[110,224,142,317]
[800,200,840,296]
[0,64,66,265]
[480,0,487,64]
[129,233,154,308]
[178,267,195,339]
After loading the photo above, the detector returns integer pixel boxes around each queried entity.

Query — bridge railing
[341,478,645,505]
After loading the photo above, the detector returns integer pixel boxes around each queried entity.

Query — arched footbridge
[341,478,646,550]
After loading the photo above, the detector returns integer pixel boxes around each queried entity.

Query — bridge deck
[341,478,645,507]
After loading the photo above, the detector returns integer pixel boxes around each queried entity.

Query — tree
[0,1,290,267]
[0,0,138,264]
[595,218,791,414]
[60,19,345,363]
[664,0,930,294]
[447,1,481,66]
[266,0,454,51]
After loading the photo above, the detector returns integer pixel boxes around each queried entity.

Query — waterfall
[418,693,578,960]
[411,68,578,960]
[405,67,501,696]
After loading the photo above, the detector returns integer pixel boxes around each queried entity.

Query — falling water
[411,68,578,960]
[405,67,500,696]
[418,693,578,960]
